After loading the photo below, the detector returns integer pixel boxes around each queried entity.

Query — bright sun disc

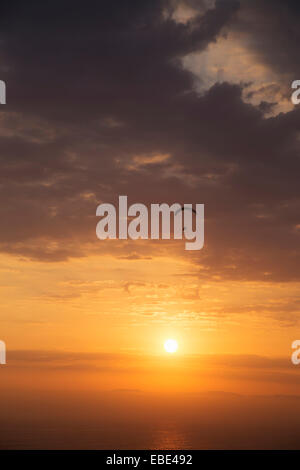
[164,339,178,353]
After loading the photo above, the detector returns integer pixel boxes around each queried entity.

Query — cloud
[6,350,300,386]
[0,0,299,284]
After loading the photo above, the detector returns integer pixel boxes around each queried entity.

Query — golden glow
[164,339,178,354]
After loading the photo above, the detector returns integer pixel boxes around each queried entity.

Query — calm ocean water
[1,390,300,449]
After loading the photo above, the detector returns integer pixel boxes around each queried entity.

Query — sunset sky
[1,0,300,449]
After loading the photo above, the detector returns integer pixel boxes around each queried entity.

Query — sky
[0,0,300,449]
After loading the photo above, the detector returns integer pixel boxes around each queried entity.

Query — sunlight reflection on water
[150,424,192,450]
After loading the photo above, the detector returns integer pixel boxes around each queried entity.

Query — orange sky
[1,247,299,398]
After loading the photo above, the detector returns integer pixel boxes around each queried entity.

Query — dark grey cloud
[231,0,300,81]
[0,1,300,282]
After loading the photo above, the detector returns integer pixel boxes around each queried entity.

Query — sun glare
[164,339,178,354]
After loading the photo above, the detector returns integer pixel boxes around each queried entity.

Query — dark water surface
[1,390,300,449]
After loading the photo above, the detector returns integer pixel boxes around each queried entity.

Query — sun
[164,339,178,354]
